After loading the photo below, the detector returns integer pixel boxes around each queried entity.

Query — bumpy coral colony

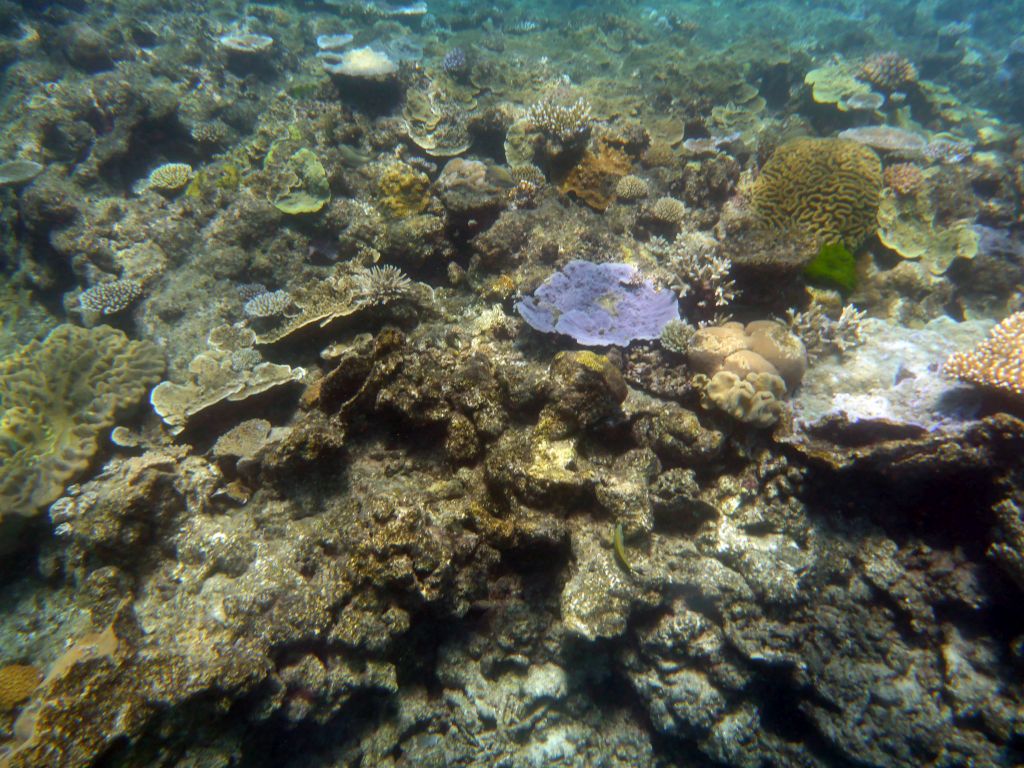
[1,1,1024,766]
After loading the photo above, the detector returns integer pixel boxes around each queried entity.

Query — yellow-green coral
[266,146,330,215]
[751,137,882,250]
[805,62,874,111]
[376,162,431,218]
[876,188,978,275]
[0,325,164,526]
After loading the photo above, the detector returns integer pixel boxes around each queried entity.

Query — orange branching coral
[559,141,632,211]
[750,137,882,249]
[859,52,917,92]
[883,163,925,195]
[944,312,1024,398]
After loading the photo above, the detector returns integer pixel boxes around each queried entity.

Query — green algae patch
[804,241,857,294]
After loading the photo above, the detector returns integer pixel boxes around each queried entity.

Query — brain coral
[751,138,882,250]
[0,325,164,529]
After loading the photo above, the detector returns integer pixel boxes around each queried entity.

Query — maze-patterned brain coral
[751,137,882,250]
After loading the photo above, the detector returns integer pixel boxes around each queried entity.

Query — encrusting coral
[0,325,163,529]
[944,312,1024,399]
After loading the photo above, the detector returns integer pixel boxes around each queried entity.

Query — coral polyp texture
[859,52,918,92]
[0,325,163,527]
[883,163,926,195]
[750,137,882,250]
[0,664,40,711]
[944,312,1024,398]
[145,162,193,192]
[79,278,143,315]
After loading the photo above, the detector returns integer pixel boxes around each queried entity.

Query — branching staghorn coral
[648,231,736,325]
[786,303,865,363]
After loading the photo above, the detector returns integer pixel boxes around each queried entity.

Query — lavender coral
[516,260,679,347]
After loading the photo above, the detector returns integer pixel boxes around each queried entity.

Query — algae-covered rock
[0,325,164,536]
[877,188,978,275]
[266,145,330,214]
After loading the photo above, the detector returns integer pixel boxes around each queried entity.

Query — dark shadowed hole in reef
[100,114,196,191]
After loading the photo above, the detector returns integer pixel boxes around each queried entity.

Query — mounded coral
[376,161,431,218]
[750,138,882,250]
[694,370,788,427]
[0,325,164,530]
[688,320,807,390]
[859,52,918,92]
[883,163,925,195]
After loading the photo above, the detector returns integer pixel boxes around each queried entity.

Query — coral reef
[944,312,1024,399]
[0,2,1022,766]
[0,325,163,538]
[751,138,883,250]
[516,261,679,347]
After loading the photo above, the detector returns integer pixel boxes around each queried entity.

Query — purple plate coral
[516,260,679,347]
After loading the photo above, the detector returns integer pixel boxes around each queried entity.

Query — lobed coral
[750,138,882,250]
[0,325,163,529]
[943,312,1024,398]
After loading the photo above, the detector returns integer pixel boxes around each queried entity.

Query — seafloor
[1,0,1023,766]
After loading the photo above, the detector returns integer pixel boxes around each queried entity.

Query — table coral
[0,325,163,532]
[944,312,1024,399]
[750,137,882,250]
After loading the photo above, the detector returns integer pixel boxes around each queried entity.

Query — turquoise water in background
[1,0,1024,766]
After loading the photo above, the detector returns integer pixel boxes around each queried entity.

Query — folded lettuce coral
[0,325,164,537]
[516,260,679,347]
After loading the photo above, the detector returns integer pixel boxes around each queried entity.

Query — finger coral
[750,137,882,250]
[0,325,164,534]
[943,312,1024,398]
